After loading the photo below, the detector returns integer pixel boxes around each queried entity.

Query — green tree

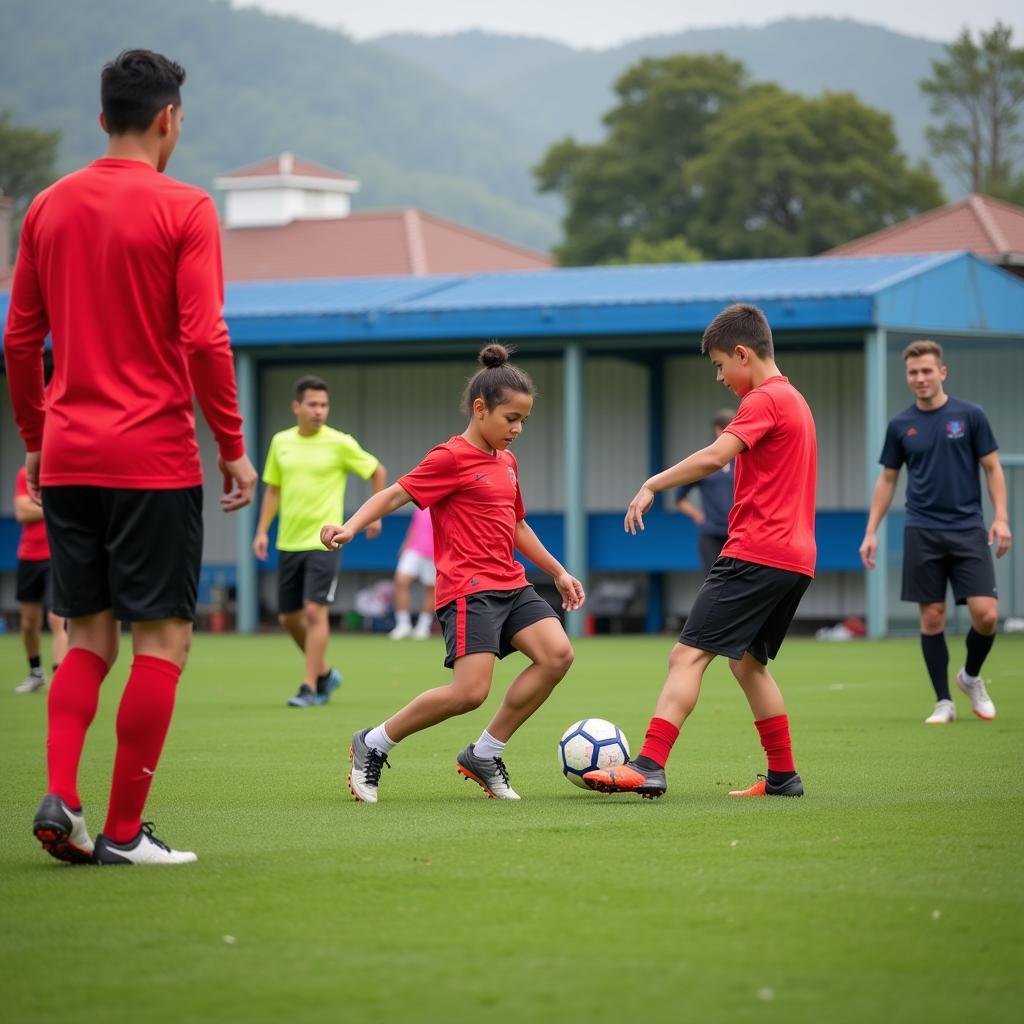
[686,87,944,259]
[610,235,703,264]
[534,54,746,265]
[0,110,59,261]
[920,22,1024,194]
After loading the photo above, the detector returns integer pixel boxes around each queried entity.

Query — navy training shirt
[879,396,998,530]
[676,462,735,536]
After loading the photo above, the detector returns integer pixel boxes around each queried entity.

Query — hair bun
[479,342,510,368]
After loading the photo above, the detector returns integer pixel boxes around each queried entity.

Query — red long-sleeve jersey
[3,157,244,488]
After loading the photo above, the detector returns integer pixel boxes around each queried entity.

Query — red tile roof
[824,194,1024,264]
[218,153,357,182]
[220,208,552,280]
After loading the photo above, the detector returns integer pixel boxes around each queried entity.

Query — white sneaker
[412,620,432,639]
[956,669,996,720]
[925,699,957,724]
[93,823,197,865]
[33,794,94,864]
[456,744,521,800]
[15,671,45,694]
[389,621,412,640]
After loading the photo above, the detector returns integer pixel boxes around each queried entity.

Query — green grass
[1,632,1022,1023]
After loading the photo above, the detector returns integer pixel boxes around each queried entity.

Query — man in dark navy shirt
[860,340,1011,724]
[676,409,736,575]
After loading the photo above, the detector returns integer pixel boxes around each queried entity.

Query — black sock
[767,769,797,785]
[28,654,41,673]
[964,628,995,678]
[316,668,332,685]
[634,754,663,771]
[921,632,950,701]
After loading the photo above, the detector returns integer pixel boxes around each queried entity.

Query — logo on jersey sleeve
[946,420,965,439]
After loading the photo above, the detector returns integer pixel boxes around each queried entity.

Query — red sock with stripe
[103,656,181,844]
[754,714,795,773]
[637,717,681,768]
[46,648,110,808]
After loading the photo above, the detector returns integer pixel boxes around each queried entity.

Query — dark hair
[101,49,185,135]
[712,408,735,431]
[461,343,534,414]
[294,375,329,401]
[903,339,944,365]
[701,303,774,359]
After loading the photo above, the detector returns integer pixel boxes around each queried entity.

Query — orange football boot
[584,761,666,799]
[728,772,804,797]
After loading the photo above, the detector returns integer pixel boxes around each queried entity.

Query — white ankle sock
[395,610,411,628]
[473,730,506,761]
[365,724,396,753]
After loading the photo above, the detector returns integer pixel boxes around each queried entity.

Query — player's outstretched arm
[321,483,412,549]
[980,452,1012,558]
[625,433,743,535]
[514,520,585,611]
[859,469,899,569]
[364,463,389,540]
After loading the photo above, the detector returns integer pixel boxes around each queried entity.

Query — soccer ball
[558,719,630,789]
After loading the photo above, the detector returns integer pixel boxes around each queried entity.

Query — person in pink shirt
[390,506,436,639]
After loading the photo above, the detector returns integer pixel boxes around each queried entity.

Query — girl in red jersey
[320,343,585,802]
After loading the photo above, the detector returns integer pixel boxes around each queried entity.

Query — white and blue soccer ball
[558,718,630,789]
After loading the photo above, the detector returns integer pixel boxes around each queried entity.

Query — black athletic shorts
[679,556,811,665]
[278,549,340,613]
[41,486,203,622]
[902,526,997,605]
[15,558,51,605]
[436,586,560,669]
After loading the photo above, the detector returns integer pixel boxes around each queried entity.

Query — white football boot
[92,823,197,865]
[924,699,957,724]
[956,669,996,720]
[33,794,94,864]
[456,744,521,800]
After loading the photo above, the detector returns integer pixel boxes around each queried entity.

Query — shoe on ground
[728,772,804,797]
[583,760,666,799]
[15,671,45,694]
[411,621,432,640]
[389,621,412,640]
[349,728,390,803]
[287,684,318,707]
[33,793,94,864]
[925,698,957,724]
[315,668,343,705]
[92,823,197,865]
[456,744,520,799]
[956,669,996,720]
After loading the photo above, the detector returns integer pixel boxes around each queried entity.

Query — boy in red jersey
[321,344,585,803]
[585,304,816,799]
[12,466,67,693]
[3,50,257,864]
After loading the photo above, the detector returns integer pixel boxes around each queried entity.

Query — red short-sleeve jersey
[721,376,817,577]
[14,467,50,561]
[399,436,528,608]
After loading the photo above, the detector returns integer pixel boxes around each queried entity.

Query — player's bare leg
[15,601,45,693]
[727,653,803,797]
[49,611,69,667]
[956,595,998,719]
[390,572,415,638]
[412,585,435,639]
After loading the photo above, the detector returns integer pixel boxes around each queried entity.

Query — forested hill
[1,1,950,252]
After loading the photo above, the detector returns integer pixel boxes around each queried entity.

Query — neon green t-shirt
[262,425,379,551]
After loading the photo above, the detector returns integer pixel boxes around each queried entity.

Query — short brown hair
[701,303,774,358]
[902,339,944,365]
[294,375,329,400]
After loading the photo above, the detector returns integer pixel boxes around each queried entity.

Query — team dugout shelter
[3,251,1023,639]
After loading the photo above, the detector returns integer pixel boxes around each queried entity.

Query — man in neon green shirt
[253,376,387,707]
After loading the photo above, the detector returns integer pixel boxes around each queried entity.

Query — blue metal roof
[4,251,1023,349]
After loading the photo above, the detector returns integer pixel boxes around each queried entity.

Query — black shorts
[437,586,560,669]
[278,550,340,613]
[41,486,203,622]
[679,557,811,665]
[902,526,997,605]
[16,558,51,605]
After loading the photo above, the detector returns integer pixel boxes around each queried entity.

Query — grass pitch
[1,631,1022,1023]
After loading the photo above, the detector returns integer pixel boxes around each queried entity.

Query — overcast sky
[232,0,1024,47]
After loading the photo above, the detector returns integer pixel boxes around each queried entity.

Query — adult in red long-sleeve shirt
[2,49,257,868]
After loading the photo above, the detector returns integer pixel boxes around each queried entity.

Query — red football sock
[103,655,181,844]
[46,648,110,808]
[638,716,681,768]
[755,714,795,773]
